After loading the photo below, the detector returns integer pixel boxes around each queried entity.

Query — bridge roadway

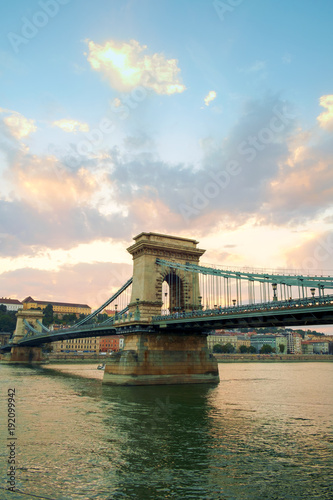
[2,296,333,352]
[151,296,333,330]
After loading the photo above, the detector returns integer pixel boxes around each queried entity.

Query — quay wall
[214,354,333,362]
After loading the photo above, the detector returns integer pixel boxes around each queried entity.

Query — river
[1,362,332,500]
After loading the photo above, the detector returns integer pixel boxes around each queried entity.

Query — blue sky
[1,0,333,330]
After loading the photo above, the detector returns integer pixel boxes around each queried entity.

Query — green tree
[221,342,235,353]
[248,345,257,353]
[278,344,285,353]
[260,344,275,354]
[62,313,78,325]
[213,344,223,353]
[43,304,54,327]
[239,345,248,353]
[97,313,108,323]
[0,309,17,333]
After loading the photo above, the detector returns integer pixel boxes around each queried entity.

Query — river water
[1,362,332,500]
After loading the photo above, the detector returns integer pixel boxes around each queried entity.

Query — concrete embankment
[214,354,333,362]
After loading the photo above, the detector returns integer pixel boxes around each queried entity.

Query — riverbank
[2,353,332,364]
[214,353,333,362]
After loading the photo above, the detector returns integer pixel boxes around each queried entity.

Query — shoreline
[214,354,333,363]
[1,354,332,365]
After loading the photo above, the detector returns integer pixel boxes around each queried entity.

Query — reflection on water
[0,363,332,499]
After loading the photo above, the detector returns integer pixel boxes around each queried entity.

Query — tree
[213,344,223,353]
[0,309,17,333]
[278,344,285,353]
[62,313,78,325]
[97,313,108,323]
[43,304,54,327]
[239,345,248,353]
[248,345,257,354]
[260,344,275,354]
[221,342,235,353]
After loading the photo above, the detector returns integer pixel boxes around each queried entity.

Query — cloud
[204,90,217,106]
[0,197,132,257]
[53,119,89,133]
[0,107,36,139]
[317,95,333,131]
[2,94,332,261]
[7,152,98,211]
[264,128,333,225]
[85,39,186,95]
[0,262,132,308]
[284,231,333,272]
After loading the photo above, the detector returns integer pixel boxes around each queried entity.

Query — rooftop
[0,298,23,305]
[22,297,90,309]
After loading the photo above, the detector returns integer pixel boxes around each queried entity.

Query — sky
[1,0,333,331]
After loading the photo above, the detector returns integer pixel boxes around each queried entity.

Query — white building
[283,331,302,354]
[310,341,329,354]
[0,298,23,312]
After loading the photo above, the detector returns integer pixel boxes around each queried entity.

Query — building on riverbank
[52,336,100,354]
[250,334,288,354]
[0,298,23,312]
[99,335,124,353]
[207,331,250,351]
[22,296,91,318]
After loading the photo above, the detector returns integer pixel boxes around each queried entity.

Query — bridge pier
[4,346,45,363]
[2,309,46,363]
[103,330,219,385]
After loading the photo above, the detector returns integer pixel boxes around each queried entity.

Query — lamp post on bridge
[272,283,278,302]
[310,288,316,303]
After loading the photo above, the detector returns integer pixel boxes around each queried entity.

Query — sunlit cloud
[284,231,333,273]
[9,153,98,211]
[53,119,89,133]
[85,39,186,94]
[0,107,36,139]
[317,95,333,131]
[204,90,217,106]
[0,261,132,309]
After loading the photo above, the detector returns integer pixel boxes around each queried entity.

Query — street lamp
[310,288,316,298]
[272,283,277,302]
[232,299,236,307]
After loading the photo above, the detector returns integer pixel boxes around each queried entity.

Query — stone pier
[103,331,219,385]
[4,310,46,363]
[104,232,219,385]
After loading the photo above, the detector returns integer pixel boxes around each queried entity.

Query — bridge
[2,232,333,385]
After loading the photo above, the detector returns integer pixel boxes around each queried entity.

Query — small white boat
[97,363,105,370]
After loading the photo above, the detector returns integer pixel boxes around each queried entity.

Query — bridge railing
[152,295,333,322]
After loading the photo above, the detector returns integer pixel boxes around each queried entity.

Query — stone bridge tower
[127,232,205,321]
[6,310,45,363]
[104,232,219,386]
